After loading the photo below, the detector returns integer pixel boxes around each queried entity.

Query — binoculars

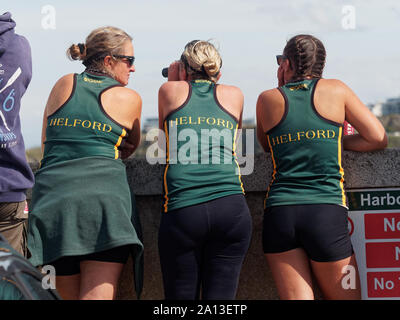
[162,67,168,78]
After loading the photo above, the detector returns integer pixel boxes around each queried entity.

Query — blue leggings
[158,194,252,300]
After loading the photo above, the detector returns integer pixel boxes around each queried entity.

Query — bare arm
[101,86,142,159]
[231,88,244,145]
[256,94,270,152]
[158,84,166,130]
[121,91,142,159]
[341,81,387,151]
[157,81,188,152]
[158,60,187,130]
[158,82,179,154]
[256,90,285,152]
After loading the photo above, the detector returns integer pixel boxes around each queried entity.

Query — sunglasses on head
[113,54,135,67]
[276,55,287,66]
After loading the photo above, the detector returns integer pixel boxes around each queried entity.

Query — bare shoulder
[159,81,188,93]
[159,81,188,98]
[218,83,242,92]
[102,87,142,127]
[50,73,75,93]
[257,88,286,133]
[257,88,283,108]
[217,84,243,98]
[317,78,349,95]
[56,73,75,84]
[216,84,244,112]
[45,74,75,114]
[107,86,140,98]
[105,86,142,109]
[258,88,280,98]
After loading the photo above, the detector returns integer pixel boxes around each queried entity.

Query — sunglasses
[276,55,287,66]
[113,54,135,67]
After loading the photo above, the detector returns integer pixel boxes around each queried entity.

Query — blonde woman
[27,26,143,300]
[158,40,252,299]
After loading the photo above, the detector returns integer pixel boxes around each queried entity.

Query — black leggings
[49,245,131,276]
[158,194,252,300]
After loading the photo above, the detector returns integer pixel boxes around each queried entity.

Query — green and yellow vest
[265,79,347,208]
[163,80,244,212]
[41,71,128,168]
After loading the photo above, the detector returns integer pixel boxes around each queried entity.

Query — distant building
[242,118,255,128]
[368,103,383,117]
[368,97,400,117]
[143,117,158,132]
[382,97,400,115]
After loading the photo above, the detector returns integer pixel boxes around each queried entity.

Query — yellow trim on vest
[193,79,213,84]
[114,129,127,159]
[163,121,170,212]
[264,134,277,209]
[232,124,245,194]
[337,127,346,206]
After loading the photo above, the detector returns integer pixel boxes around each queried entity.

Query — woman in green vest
[27,26,143,300]
[158,40,252,299]
[257,34,387,300]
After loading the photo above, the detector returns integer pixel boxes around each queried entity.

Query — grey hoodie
[0,12,34,202]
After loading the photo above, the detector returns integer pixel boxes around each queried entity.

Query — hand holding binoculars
[161,67,168,78]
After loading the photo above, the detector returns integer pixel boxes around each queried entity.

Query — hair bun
[202,60,220,77]
[67,43,87,61]
[182,40,222,82]
[78,43,86,55]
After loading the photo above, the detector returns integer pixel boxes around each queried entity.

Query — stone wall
[28,149,400,299]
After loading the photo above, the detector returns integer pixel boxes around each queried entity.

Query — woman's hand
[277,64,285,87]
[167,61,185,81]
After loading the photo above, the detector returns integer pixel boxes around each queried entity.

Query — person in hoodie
[0,12,34,257]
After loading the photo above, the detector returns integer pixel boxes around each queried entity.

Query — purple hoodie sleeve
[0,12,34,202]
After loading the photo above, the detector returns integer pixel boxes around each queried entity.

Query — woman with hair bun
[27,26,143,300]
[158,40,252,300]
[257,34,387,300]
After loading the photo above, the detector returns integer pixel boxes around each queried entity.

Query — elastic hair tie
[78,43,85,55]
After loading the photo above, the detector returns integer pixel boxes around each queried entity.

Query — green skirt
[27,156,144,297]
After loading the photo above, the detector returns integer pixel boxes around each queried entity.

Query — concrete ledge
[27,149,400,299]
[123,149,400,195]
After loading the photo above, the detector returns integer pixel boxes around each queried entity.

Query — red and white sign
[366,242,400,268]
[365,213,400,239]
[348,188,400,300]
[343,121,355,135]
[367,272,400,298]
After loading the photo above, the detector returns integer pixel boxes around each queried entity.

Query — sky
[4,0,400,148]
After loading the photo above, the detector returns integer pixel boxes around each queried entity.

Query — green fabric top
[41,71,127,168]
[28,157,144,297]
[163,80,244,212]
[265,79,347,208]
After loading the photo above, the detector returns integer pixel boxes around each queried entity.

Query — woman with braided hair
[256,34,387,299]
